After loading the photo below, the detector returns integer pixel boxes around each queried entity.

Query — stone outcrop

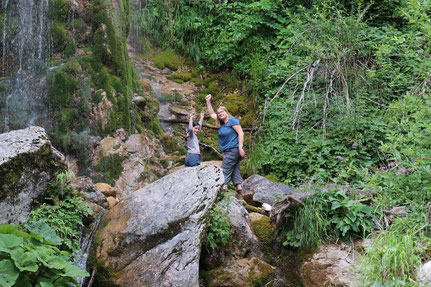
[242,174,297,206]
[91,130,169,199]
[95,164,223,286]
[0,126,66,224]
[300,244,357,287]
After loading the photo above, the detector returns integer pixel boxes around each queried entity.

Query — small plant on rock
[204,193,234,249]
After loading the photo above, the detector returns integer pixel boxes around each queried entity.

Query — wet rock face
[95,164,223,287]
[242,174,296,206]
[0,126,66,224]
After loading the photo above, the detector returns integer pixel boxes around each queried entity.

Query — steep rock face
[95,164,223,286]
[0,126,66,224]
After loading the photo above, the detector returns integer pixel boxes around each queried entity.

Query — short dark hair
[193,122,200,128]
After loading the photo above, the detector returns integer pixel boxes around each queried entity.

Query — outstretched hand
[189,113,193,119]
[205,94,212,101]
[200,113,205,119]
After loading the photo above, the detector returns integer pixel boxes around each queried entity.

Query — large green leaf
[0,259,19,287]
[0,234,22,254]
[62,262,90,277]
[9,248,39,272]
[36,252,66,270]
[0,225,19,234]
[24,221,61,245]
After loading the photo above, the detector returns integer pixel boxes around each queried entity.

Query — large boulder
[242,174,296,206]
[95,164,223,287]
[0,126,66,224]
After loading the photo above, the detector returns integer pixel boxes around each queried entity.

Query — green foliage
[284,188,378,246]
[283,198,327,249]
[28,197,93,253]
[357,231,421,286]
[0,222,89,287]
[48,0,68,21]
[93,154,124,186]
[320,189,378,242]
[204,193,234,249]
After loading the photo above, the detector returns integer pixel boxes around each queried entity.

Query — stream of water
[1,0,51,132]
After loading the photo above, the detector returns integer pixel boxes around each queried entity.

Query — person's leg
[185,154,192,167]
[232,158,243,193]
[221,149,237,190]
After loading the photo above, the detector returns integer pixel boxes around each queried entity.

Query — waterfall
[0,0,51,132]
[75,212,105,287]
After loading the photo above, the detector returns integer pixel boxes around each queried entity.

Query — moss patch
[250,216,274,258]
[168,71,192,83]
[153,51,181,71]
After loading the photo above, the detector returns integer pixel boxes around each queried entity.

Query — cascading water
[75,212,105,287]
[0,0,50,132]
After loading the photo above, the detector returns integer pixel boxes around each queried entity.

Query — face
[216,109,227,121]
[193,125,200,135]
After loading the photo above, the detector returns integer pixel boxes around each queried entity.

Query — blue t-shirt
[218,117,240,151]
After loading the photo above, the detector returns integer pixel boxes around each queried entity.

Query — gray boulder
[242,174,296,206]
[95,164,223,287]
[0,126,66,224]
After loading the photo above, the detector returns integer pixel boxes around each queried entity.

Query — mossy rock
[51,21,67,51]
[250,214,273,258]
[59,58,82,75]
[153,52,181,71]
[168,72,192,83]
[249,258,276,287]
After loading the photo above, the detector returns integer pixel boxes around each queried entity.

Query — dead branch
[292,59,320,132]
[199,142,223,158]
[262,64,309,126]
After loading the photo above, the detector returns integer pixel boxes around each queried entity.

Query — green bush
[0,222,89,287]
[284,188,379,246]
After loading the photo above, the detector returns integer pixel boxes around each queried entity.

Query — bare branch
[199,142,222,158]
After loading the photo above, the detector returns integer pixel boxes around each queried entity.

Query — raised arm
[232,125,245,158]
[188,114,193,131]
[205,94,218,121]
[199,113,204,128]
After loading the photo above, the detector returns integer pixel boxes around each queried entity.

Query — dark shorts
[185,154,201,167]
